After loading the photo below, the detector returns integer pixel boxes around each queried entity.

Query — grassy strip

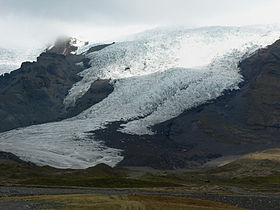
[19,177,180,188]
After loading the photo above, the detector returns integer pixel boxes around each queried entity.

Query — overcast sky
[1,0,280,48]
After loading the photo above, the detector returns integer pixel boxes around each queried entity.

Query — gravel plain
[0,186,280,210]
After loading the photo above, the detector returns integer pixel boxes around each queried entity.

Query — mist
[1,0,280,49]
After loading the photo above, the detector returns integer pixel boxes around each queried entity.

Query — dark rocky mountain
[0,37,114,132]
[1,36,280,170]
[93,39,280,169]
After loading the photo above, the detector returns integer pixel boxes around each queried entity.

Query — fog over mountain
[1,0,280,49]
[1,0,280,73]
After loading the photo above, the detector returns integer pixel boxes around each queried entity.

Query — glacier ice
[0,121,123,169]
[1,25,280,169]
[0,47,43,75]
[66,25,280,135]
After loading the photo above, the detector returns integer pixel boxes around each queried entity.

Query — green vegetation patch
[234,175,280,187]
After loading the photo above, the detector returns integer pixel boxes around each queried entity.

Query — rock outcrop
[0,37,114,132]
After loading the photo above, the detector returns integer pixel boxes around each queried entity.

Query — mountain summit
[47,36,88,55]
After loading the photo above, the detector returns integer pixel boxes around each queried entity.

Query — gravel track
[0,186,279,210]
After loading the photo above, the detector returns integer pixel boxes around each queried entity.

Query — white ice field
[0,47,43,75]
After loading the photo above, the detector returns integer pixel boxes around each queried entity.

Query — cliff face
[0,38,114,132]
[239,40,280,129]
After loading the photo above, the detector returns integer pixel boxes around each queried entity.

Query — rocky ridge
[0,37,114,132]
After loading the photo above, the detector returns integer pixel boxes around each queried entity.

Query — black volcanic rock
[85,42,115,54]
[65,79,114,117]
[239,40,280,129]
[0,39,114,132]
[0,52,82,132]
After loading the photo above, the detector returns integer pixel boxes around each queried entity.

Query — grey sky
[1,0,280,48]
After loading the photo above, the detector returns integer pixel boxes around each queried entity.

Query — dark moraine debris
[85,42,115,54]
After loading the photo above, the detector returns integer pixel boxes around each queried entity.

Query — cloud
[0,0,280,48]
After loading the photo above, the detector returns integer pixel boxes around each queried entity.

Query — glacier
[1,25,280,169]
[0,47,43,75]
